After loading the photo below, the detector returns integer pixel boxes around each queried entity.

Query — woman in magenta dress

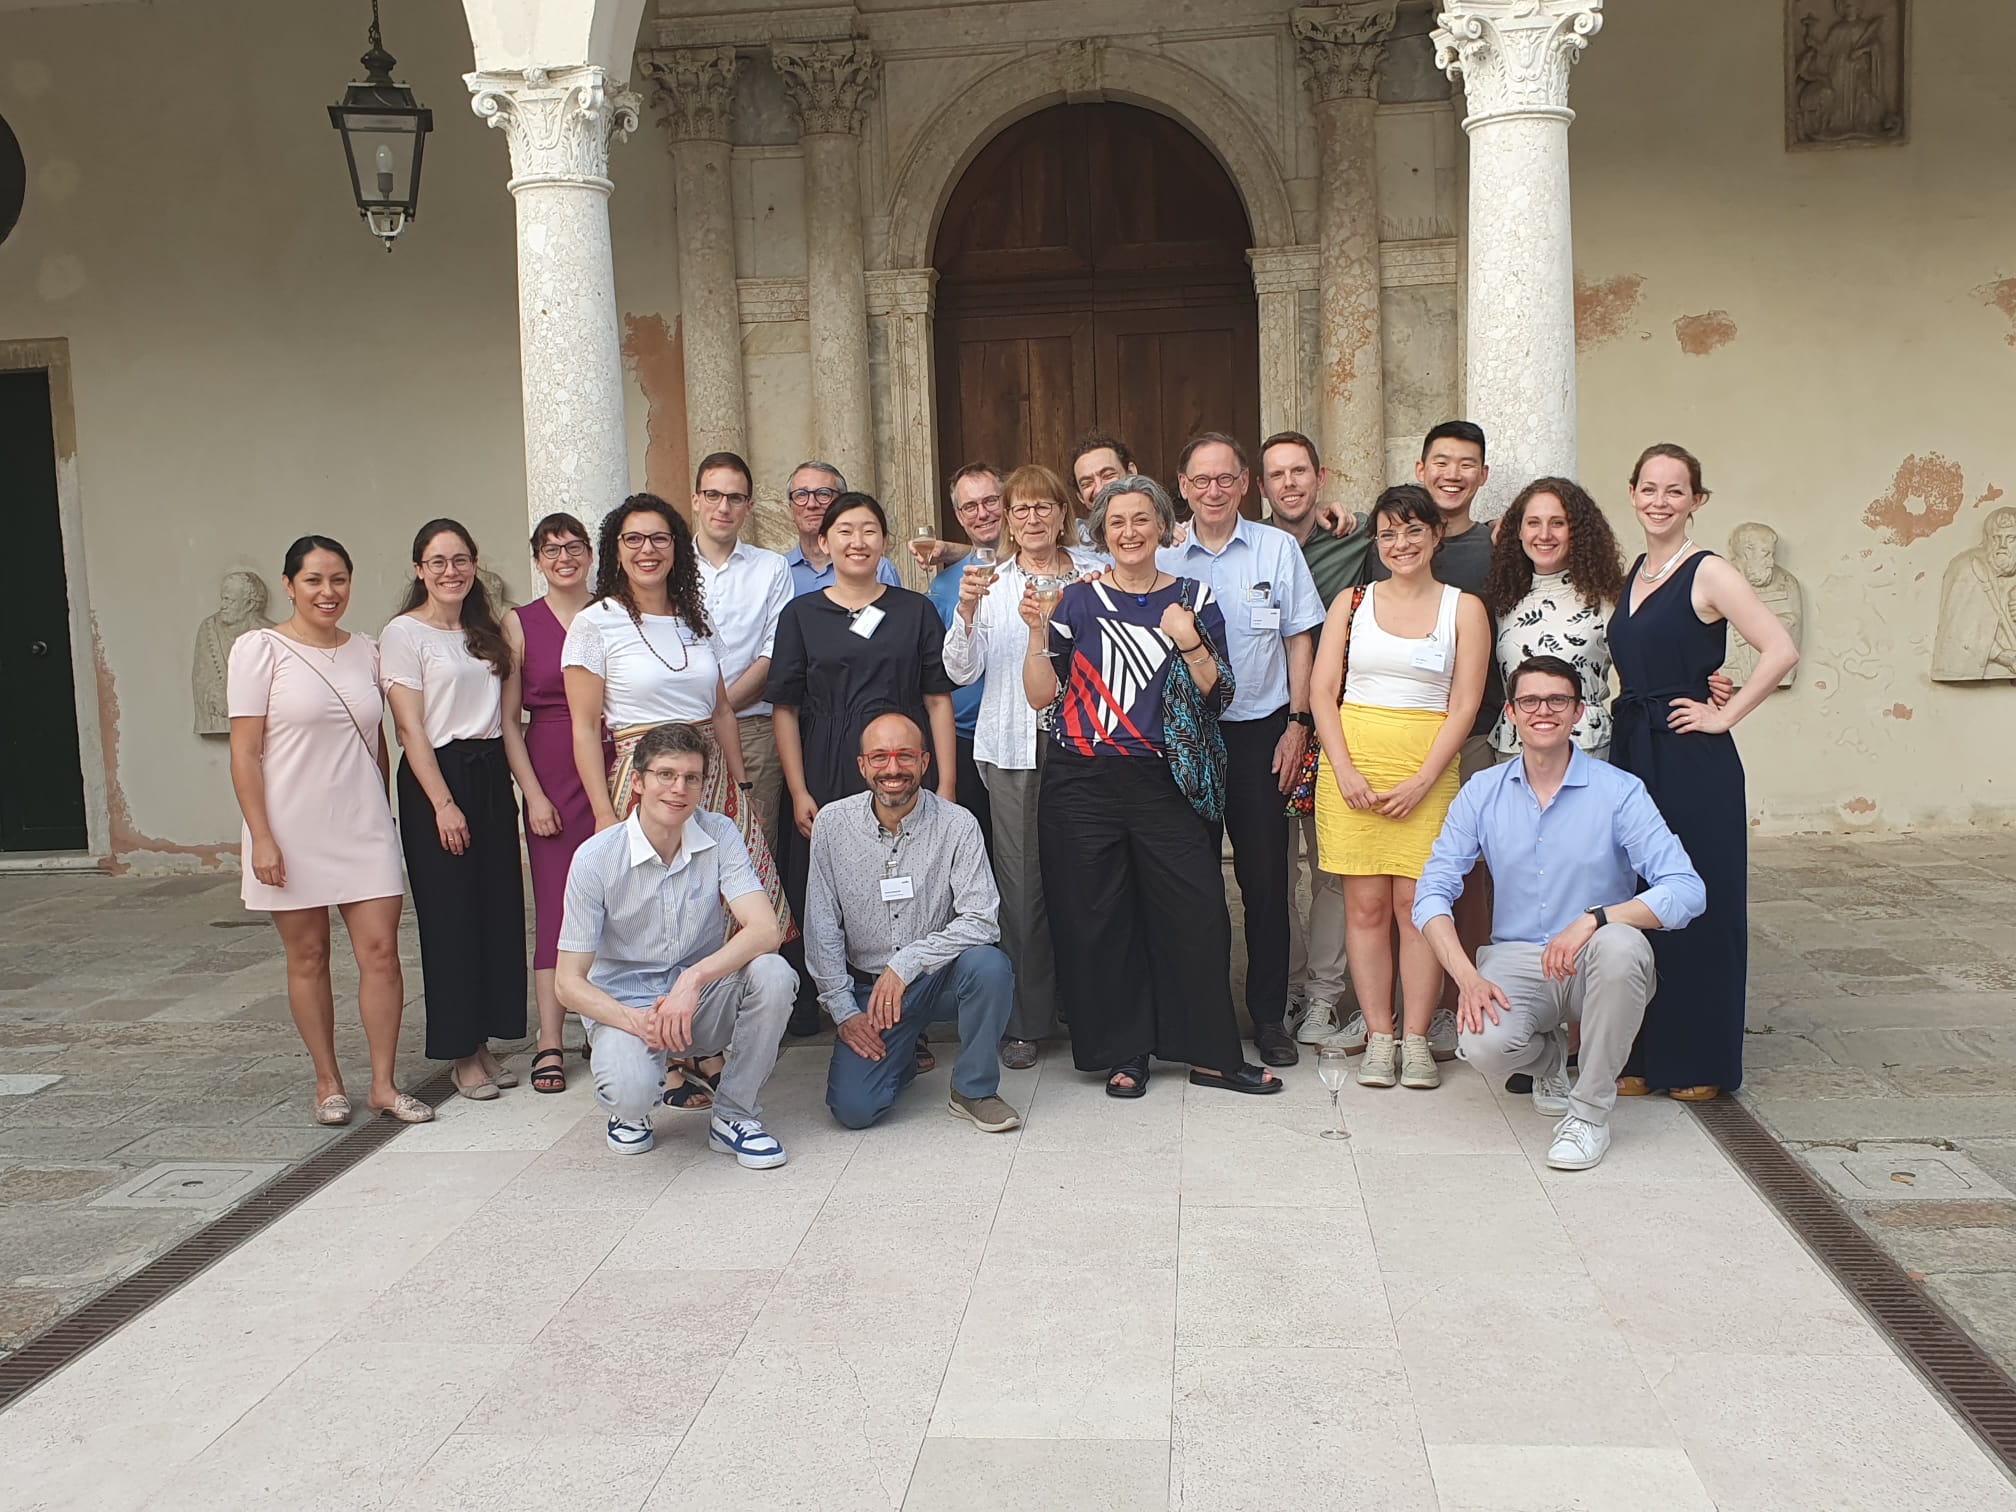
[501,512,603,1093]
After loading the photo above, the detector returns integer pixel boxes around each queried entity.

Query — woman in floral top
[1480,478,1627,761]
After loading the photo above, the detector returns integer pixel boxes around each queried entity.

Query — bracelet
[1175,640,1203,654]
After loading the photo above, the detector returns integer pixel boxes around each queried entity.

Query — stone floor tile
[1426,1444,1717,1511]
[1924,1270,2016,1371]
[1383,1266,1630,1361]
[1405,1340,1679,1449]
[0,1206,198,1288]
[902,1438,1169,1510]
[1175,1204,1388,1348]
[985,1187,1180,1273]
[1320,1063,1527,1157]
[930,1265,1175,1440]
[312,1149,540,1210]
[1013,1062,1186,1152]
[1171,1346,1438,1512]
[387,1433,677,1512]
[107,1124,338,1160]
[650,1341,949,1512]
[1357,1153,1582,1275]
[606,1187,828,1270]
[1753,1093,2016,1142]
[1650,1351,2016,1511]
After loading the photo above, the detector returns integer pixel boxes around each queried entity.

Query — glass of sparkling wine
[1317,1044,1352,1142]
[971,545,997,586]
[1030,574,1067,655]
[911,524,939,576]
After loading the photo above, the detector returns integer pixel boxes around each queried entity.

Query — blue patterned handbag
[1162,579,1235,823]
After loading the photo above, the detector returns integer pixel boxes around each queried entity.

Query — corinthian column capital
[1292,3,1400,103]
[1432,0,1604,126]
[466,66,641,191]
[640,46,742,144]
[772,38,878,137]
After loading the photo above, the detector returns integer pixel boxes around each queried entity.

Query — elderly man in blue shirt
[1163,432,1327,1069]
[1413,654,1706,1170]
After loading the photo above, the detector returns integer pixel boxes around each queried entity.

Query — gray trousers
[979,758,1058,1041]
[586,955,797,1125]
[1456,924,1655,1126]
[1287,813,1349,1010]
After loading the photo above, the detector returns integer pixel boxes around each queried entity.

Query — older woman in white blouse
[941,462,1103,1068]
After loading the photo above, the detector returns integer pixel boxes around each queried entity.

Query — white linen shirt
[557,809,762,1007]
[695,540,793,719]
[561,598,721,728]
[377,616,504,747]
[941,548,1104,770]
[1158,515,1325,722]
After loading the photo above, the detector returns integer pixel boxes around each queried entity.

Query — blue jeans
[825,945,1014,1129]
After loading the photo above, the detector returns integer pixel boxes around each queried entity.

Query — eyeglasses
[1184,472,1244,494]
[640,766,704,789]
[788,486,841,507]
[537,541,589,561]
[698,488,752,509]
[421,554,474,575]
[862,748,927,769]
[1511,694,1580,715]
[955,493,1003,515]
[618,532,674,551]
[1008,501,1059,519]
[1375,525,1433,545]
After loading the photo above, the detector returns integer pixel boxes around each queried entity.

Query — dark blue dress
[1607,552,1746,1093]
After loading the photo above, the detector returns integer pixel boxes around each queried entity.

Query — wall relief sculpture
[1787,0,1907,149]
[477,567,517,611]
[192,570,274,733]
[1722,523,1803,689]
[1932,507,2016,682]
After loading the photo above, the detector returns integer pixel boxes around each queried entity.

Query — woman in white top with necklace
[1311,485,1488,1093]
[381,518,529,1101]
[942,462,1103,1067]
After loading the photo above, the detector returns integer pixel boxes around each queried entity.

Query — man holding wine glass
[924,463,1009,850]
[1412,656,1705,1171]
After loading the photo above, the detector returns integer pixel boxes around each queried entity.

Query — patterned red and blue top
[1045,577,1228,758]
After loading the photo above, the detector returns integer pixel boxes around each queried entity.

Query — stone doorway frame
[870,41,1300,560]
[0,337,110,869]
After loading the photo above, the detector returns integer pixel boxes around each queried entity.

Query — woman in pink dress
[501,512,602,1093]
[226,535,431,1126]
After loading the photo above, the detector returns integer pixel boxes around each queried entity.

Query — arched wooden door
[930,102,1260,532]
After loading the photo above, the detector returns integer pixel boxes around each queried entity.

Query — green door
[0,368,89,852]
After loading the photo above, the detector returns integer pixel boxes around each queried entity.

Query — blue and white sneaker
[606,1114,655,1155]
[708,1115,787,1169]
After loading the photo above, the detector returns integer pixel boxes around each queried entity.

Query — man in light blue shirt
[557,723,797,1167]
[782,460,903,596]
[925,462,1001,853]
[1162,432,1326,1069]
[1413,655,1706,1171]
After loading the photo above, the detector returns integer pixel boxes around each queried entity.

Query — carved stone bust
[1722,523,1803,689]
[1932,507,2016,682]
[192,570,275,734]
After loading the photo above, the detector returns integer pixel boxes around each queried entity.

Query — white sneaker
[1546,1115,1611,1170]
[1400,1034,1441,1090]
[1532,1029,1573,1117]
[1286,992,1309,1035]
[1324,1010,1369,1054]
[1426,1008,1459,1062]
[1359,1032,1397,1087]
[709,1115,788,1169]
[605,1114,654,1155]
[1295,999,1339,1045]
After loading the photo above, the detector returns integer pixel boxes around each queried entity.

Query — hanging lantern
[328,0,432,250]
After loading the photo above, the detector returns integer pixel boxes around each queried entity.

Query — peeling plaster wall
[0,0,678,862]
[1568,0,2016,833]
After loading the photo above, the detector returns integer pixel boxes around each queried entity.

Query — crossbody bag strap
[262,630,378,760]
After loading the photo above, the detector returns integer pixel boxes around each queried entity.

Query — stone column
[1249,245,1320,443]
[642,46,747,468]
[1294,2,1397,504]
[774,39,879,495]
[466,66,641,532]
[867,268,938,590]
[1432,0,1603,517]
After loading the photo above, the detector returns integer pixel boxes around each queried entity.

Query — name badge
[1252,605,1282,631]
[1411,641,1449,673]
[849,605,887,640]
[880,876,914,902]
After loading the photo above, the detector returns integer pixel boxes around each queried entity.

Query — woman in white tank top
[1309,486,1490,1091]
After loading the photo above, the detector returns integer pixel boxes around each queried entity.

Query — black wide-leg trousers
[1039,749,1242,1074]
[397,737,527,1062]
[1214,707,1292,1028]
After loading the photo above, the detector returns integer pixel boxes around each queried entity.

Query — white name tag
[849,605,887,639]
[1411,641,1449,673]
[880,876,914,902]
[1252,605,1281,631]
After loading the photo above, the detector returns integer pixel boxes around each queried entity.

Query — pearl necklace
[1639,539,1695,583]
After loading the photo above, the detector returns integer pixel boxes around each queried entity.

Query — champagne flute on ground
[1317,1044,1352,1142]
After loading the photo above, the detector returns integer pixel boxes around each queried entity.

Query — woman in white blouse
[382,519,529,1101]
[942,463,1103,1068]
[563,493,790,1108]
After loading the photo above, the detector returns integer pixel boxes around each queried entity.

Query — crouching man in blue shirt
[1412,656,1706,1170]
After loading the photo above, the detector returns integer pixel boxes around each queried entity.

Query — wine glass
[1316,1044,1352,1142]
[910,524,939,577]
[970,545,998,586]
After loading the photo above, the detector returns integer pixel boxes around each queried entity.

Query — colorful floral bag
[1285,584,1366,817]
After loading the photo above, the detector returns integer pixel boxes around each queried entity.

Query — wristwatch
[1288,711,1315,729]
[1587,906,1608,930]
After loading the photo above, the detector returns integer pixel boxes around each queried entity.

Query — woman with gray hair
[1021,476,1281,1099]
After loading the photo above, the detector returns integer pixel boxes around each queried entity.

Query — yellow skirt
[1315,703,1461,880]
